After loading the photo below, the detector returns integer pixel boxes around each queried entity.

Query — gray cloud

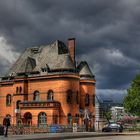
[97,89,127,103]
[0,36,19,75]
[0,0,140,99]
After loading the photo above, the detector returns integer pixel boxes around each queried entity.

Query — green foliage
[104,110,112,122]
[124,73,140,116]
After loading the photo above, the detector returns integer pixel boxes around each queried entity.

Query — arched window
[47,90,54,100]
[67,90,72,104]
[67,113,72,124]
[16,100,21,109]
[53,115,58,124]
[76,91,79,104]
[85,94,90,106]
[38,112,47,127]
[19,87,22,94]
[75,114,79,124]
[33,90,40,101]
[93,95,95,106]
[16,87,19,94]
[6,94,12,106]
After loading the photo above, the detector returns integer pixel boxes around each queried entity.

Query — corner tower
[78,61,96,131]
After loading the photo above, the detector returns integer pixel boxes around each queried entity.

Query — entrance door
[24,112,32,126]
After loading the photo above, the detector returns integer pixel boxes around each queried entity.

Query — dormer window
[41,68,48,72]
[41,64,50,72]
[31,47,40,53]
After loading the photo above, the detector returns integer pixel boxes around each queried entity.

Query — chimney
[68,38,76,64]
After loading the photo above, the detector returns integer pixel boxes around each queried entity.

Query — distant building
[110,106,124,122]
[95,96,124,130]
[0,38,95,129]
[95,96,107,131]
[110,106,140,124]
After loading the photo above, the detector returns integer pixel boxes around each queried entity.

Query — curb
[19,132,140,140]
[0,132,140,140]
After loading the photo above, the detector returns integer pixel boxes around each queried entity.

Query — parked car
[102,123,123,132]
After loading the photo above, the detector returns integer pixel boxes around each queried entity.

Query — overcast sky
[0,0,140,102]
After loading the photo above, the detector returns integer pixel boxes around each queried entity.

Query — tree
[104,110,112,123]
[124,73,140,116]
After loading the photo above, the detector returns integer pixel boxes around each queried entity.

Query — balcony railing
[20,101,60,109]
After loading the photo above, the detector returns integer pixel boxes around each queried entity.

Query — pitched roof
[6,40,76,76]
[20,57,36,73]
[4,40,94,80]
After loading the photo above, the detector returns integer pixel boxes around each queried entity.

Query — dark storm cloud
[0,0,140,96]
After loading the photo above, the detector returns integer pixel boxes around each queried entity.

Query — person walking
[3,116,11,137]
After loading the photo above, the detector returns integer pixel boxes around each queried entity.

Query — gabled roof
[77,61,94,79]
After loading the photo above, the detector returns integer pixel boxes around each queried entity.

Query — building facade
[0,38,95,129]
[95,96,107,131]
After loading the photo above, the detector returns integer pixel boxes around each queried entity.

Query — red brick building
[0,38,95,129]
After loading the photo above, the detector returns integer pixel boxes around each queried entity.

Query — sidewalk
[0,132,140,140]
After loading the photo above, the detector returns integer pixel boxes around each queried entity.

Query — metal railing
[8,124,86,135]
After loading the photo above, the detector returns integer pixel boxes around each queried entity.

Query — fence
[8,124,86,135]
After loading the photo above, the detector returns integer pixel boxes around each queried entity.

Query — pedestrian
[3,116,11,137]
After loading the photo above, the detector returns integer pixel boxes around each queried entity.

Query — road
[64,136,140,140]
[0,133,140,140]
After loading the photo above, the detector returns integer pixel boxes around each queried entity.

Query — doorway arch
[24,112,32,126]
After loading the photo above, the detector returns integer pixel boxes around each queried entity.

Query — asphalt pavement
[0,132,140,140]
[64,136,140,140]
